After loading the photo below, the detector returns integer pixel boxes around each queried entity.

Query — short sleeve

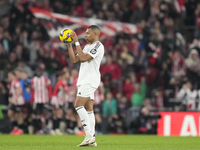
[47,79,51,85]
[87,42,102,59]
[45,77,51,85]
[15,82,20,88]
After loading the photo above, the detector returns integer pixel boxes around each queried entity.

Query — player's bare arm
[67,43,80,63]
[71,30,93,62]
[9,86,22,105]
[8,97,15,104]
[16,86,22,98]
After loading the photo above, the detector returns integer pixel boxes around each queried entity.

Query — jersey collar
[89,41,99,46]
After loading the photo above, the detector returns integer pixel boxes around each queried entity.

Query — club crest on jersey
[90,48,97,54]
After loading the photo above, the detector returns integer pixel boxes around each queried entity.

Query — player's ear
[95,31,99,37]
[93,30,97,36]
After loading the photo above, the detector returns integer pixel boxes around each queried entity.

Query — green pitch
[0,135,199,150]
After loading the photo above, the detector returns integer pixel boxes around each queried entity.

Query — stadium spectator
[129,35,147,70]
[7,71,25,135]
[2,30,13,53]
[102,73,114,93]
[28,17,49,41]
[130,1,148,24]
[0,42,8,74]
[16,60,33,78]
[100,54,122,80]
[117,95,131,118]
[131,76,146,106]
[51,71,70,135]
[102,92,117,117]
[157,61,171,89]
[14,44,29,61]
[3,52,18,78]
[120,45,134,65]
[143,98,156,111]
[102,91,117,134]
[108,113,125,134]
[45,50,62,87]
[176,81,197,111]
[65,68,78,134]
[0,0,11,18]
[20,69,31,102]
[52,1,67,14]
[35,0,53,12]
[0,81,7,105]
[93,81,105,134]
[195,3,200,38]
[122,77,134,101]
[22,31,40,67]
[1,0,200,135]
[169,50,185,78]
[154,88,168,111]
[30,68,52,134]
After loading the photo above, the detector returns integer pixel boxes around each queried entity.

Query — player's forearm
[75,45,87,62]
[67,44,77,63]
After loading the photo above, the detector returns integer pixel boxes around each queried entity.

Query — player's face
[15,70,21,79]
[36,70,42,77]
[106,92,112,100]
[8,73,14,82]
[85,28,95,43]
[134,83,140,91]
[64,71,70,79]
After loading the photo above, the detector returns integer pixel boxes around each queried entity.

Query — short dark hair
[59,71,66,76]
[14,67,23,72]
[9,71,16,76]
[87,25,100,31]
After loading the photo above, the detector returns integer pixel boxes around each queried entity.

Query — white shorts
[77,84,96,100]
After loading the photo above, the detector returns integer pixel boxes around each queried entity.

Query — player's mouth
[85,38,89,42]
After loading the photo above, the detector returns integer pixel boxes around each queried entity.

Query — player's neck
[90,39,99,44]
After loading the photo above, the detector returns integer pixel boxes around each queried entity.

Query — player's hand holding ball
[71,30,78,43]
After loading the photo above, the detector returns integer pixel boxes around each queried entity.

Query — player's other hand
[71,30,78,42]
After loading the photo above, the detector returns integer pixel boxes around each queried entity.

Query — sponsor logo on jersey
[90,49,97,54]
[90,42,100,54]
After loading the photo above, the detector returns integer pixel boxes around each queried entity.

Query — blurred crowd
[0,0,200,135]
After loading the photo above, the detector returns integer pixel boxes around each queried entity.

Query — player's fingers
[71,30,75,36]
[71,30,77,37]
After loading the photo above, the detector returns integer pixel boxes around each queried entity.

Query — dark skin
[67,28,100,111]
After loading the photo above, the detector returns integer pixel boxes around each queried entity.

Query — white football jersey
[77,41,104,88]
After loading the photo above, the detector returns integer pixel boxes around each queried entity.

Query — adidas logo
[83,124,87,127]
[78,92,81,95]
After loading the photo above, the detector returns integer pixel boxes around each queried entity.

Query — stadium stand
[0,0,199,135]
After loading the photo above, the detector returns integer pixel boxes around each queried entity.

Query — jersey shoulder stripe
[94,42,101,50]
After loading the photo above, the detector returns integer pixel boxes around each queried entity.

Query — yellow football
[59,28,73,44]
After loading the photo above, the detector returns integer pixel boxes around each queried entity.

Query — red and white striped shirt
[65,76,78,103]
[31,76,52,104]
[9,80,25,105]
[94,82,104,105]
[52,80,68,106]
